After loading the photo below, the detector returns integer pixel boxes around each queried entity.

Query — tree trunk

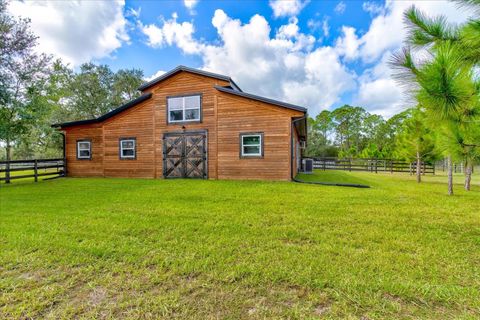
[447,155,454,196]
[464,163,472,191]
[416,151,421,183]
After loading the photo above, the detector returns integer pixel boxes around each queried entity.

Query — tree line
[0,1,144,160]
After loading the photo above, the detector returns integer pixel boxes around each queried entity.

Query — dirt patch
[88,287,107,306]
[314,303,331,316]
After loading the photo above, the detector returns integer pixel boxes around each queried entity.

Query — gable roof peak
[138,65,242,92]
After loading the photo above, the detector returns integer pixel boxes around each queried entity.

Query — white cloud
[145,70,166,82]
[355,77,404,117]
[335,26,360,60]
[141,13,202,54]
[354,52,404,117]
[362,1,384,16]
[142,9,355,114]
[322,17,330,38]
[334,1,346,15]
[183,0,198,14]
[307,17,329,38]
[357,0,473,63]
[8,0,129,66]
[269,0,309,18]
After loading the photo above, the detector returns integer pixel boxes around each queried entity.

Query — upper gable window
[167,95,201,123]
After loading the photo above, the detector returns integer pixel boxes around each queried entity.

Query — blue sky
[8,0,472,117]
[107,1,373,73]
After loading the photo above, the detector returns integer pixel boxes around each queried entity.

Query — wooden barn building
[53,66,307,181]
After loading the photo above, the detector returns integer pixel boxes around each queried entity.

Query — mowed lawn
[0,171,479,319]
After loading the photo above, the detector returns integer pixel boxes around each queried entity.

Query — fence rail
[0,158,65,183]
[312,158,435,174]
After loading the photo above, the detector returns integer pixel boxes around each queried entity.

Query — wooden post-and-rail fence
[0,158,66,184]
[312,157,435,175]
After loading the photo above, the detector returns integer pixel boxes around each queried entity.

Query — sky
[7,0,474,118]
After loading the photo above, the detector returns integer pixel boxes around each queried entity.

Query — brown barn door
[163,131,207,179]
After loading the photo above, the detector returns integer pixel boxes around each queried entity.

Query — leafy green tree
[305,115,339,157]
[67,63,144,119]
[331,105,366,156]
[314,110,334,145]
[112,69,144,104]
[15,60,73,158]
[395,108,436,183]
[0,1,50,162]
[67,63,115,118]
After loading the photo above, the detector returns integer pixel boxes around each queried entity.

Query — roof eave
[138,66,236,92]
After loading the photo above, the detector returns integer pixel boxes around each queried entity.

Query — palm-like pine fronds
[404,6,459,48]
[460,20,480,64]
[417,42,476,122]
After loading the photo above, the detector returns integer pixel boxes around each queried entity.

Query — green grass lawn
[1,171,479,319]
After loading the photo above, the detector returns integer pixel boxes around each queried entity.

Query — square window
[240,133,263,157]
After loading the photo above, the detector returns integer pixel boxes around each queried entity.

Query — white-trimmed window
[77,140,91,159]
[120,138,136,159]
[167,95,201,123]
[240,133,263,157]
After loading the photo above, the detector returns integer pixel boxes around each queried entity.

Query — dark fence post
[63,158,67,176]
[5,161,10,184]
[34,159,38,182]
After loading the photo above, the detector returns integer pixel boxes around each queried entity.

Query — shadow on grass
[296,170,372,188]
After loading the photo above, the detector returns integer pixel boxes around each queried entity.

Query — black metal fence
[312,158,435,174]
[0,158,65,184]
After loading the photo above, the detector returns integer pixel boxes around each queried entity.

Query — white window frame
[167,95,201,123]
[241,133,263,157]
[120,138,136,159]
[77,140,91,159]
